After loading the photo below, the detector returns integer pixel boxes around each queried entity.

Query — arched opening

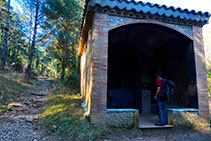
[107,23,198,113]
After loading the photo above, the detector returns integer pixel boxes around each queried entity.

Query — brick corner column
[90,12,109,124]
[192,26,210,124]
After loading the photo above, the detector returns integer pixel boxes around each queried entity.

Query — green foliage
[64,71,80,87]
[207,69,211,79]
[41,0,84,80]
[0,3,29,72]
[0,0,57,80]
[0,0,83,82]
[208,85,211,99]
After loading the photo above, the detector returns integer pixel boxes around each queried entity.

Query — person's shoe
[154,122,164,126]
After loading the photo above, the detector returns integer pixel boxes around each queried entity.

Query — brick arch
[107,20,193,40]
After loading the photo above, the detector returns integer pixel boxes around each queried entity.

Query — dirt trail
[0,78,210,141]
[0,79,58,141]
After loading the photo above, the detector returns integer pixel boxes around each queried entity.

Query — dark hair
[156,70,162,76]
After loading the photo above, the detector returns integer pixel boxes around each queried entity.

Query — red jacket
[156,76,164,96]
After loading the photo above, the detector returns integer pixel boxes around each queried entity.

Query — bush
[64,71,80,88]
[13,63,23,72]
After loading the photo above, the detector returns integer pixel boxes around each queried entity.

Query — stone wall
[106,15,193,39]
[106,109,139,128]
[168,109,210,127]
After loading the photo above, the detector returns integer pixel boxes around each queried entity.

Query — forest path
[0,78,58,141]
[0,78,210,141]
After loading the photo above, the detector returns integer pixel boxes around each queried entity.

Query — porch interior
[139,114,173,128]
[107,23,198,128]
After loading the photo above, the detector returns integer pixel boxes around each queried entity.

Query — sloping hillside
[0,71,38,114]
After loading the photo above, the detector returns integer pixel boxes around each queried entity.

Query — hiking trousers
[157,96,167,125]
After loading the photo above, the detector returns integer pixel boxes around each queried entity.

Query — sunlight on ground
[41,93,82,118]
[42,104,68,117]
[40,85,108,140]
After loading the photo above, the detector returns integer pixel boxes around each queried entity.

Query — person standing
[154,70,167,126]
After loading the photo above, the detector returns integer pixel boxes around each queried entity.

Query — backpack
[160,78,175,100]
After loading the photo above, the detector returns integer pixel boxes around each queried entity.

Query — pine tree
[42,0,83,80]
[0,0,11,70]
[24,0,40,82]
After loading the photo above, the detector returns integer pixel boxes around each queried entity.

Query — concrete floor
[139,114,174,129]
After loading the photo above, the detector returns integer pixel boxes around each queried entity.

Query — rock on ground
[0,79,58,141]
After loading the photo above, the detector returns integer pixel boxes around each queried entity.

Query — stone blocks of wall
[168,109,210,127]
[106,110,139,128]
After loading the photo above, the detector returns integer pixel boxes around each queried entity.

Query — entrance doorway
[107,52,141,109]
[107,23,197,117]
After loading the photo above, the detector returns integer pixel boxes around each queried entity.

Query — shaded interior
[107,23,198,113]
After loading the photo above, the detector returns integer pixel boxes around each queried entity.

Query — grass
[41,84,110,140]
[0,71,39,114]
[41,81,211,140]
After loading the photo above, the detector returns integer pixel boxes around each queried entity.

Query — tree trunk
[13,38,18,64]
[13,45,19,71]
[0,0,11,70]
[61,62,65,80]
[25,0,39,82]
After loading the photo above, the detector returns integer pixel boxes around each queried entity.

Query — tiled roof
[78,0,210,56]
[88,0,210,25]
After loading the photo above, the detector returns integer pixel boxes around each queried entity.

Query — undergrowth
[0,71,39,114]
[41,84,110,140]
